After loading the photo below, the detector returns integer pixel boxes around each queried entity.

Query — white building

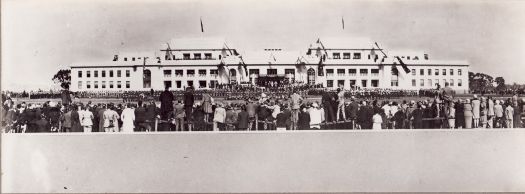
[70,37,469,93]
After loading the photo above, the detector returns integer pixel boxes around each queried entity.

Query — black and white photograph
[1,0,525,193]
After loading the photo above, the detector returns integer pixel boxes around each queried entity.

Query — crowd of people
[2,82,525,133]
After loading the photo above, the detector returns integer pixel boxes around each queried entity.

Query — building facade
[70,37,469,93]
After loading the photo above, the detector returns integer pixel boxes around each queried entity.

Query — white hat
[261,93,267,98]
[312,102,319,108]
[49,101,57,107]
[473,94,478,99]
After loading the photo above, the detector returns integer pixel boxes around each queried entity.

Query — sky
[2,0,525,91]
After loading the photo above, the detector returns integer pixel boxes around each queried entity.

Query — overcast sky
[2,0,525,91]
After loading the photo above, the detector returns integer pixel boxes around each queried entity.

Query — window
[199,80,207,88]
[117,81,122,88]
[126,81,130,88]
[359,69,368,76]
[337,69,345,76]
[78,81,82,89]
[428,79,432,87]
[443,69,446,76]
[94,70,98,77]
[434,69,439,76]
[371,69,379,76]
[124,57,128,61]
[164,81,172,89]
[371,80,379,87]
[350,80,356,88]
[307,68,316,85]
[194,53,201,60]
[94,81,99,89]
[78,71,82,78]
[87,81,91,89]
[109,70,114,77]
[285,69,295,76]
[435,79,439,86]
[333,52,340,59]
[337,80,345,87]
[102,81,106,88]
[117,70,121,77]
[210,80,218,88]
[420,69,424,75]
[326,69,334,76]
[176,81,182,88]
[327,80,334,87]
[132,57,135,61]
[420,79,424,86]
[102,70,106,77]
[424,54,429,60]
[443,79,447,86]
[183,53,190,60]
[427,69,431,76]
[458,79,462,86]
[391,80,398,87]
[267,69,277,75]
[343,53,351,59]
[349,69,357,76]
[87,71,91,78]
[187,70,195,77]
[164,70,172,78]
[458,69,462,76]
[109,81,114,88]
[175,70,183,76]
[187,81,194,87]
[143,70,151,88]
[361,80,367,87]
[450,79,454,86]
[126,70,130,77]
[450,69,454,76]
[204,53,212,60]
[353,52,361,59]
[412,69,416,76]
[412,79,416,86]
[198,69,207,76]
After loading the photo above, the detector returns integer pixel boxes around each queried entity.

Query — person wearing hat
[471,95,481,128]
[454,99,465,129]
[487,96,495,128]
[494,100,504,128]
[464,99,473,129]
[505,102,514,128]
[213,102,226,131]
[308,102,324,129]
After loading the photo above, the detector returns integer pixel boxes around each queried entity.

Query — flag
[395,56,411,74]
[371,48,377,62]
[200,17,204,33]
[165,43,173,60]
[342,16,345,30]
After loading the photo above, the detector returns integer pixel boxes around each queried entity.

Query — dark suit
[184,92,194,122]
[159,91,174,120]
[237,111,249,130]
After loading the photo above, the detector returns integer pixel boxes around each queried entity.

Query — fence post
[155,118,158,132]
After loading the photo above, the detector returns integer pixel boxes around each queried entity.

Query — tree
[52,69,71,90]
[495,76,506,91]
[469,71,494,92]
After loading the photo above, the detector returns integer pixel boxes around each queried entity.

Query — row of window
[164,80,219,89]
[326,80,380,88]
[78,70,130,78]
[78,81,130,89]
[163,69,219,77]
[331,52,362,60]
[326,68,380,76]
[412,68,463,76]
[411,79,463,87]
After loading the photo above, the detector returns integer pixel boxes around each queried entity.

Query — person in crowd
[298,105,310,130]
[411,102,424,129]
[487,96,495,128]
[184,87,195,127]
[202,91,214,122]
[225,105,237,131]
[372,109,383,130]
[348,96,359,129]
[193,103,205,131]
[237,105,249,131]
[70,104,82,132]
[60,106,72,132]
[173,100,185,131]
[145,100,157,131]
[135,101,149,132]
[289,90,303,130]
[480,97,487,128]
[336,88,346,121]
[213,103,226,131]
[321,91,335,123]
[464,99,473,129]
[471,95,481,128]
[121,103,135,133]
[97,104,107,132]
[513,95,522,128]
[35,113,50,133]
[103,104,120,132]
[505,102,514,128]
[494,100,504,128]
[393,106,405,129]
[309,102,324,129]
[80,104,94,132]
[246,98,257,130]
[446,101,456,129]
[455,99,465,129]
[159,85,174,120]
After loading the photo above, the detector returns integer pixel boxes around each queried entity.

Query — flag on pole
[200,17,204,33]
[342,16,345,30]
[395,56,411,74]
